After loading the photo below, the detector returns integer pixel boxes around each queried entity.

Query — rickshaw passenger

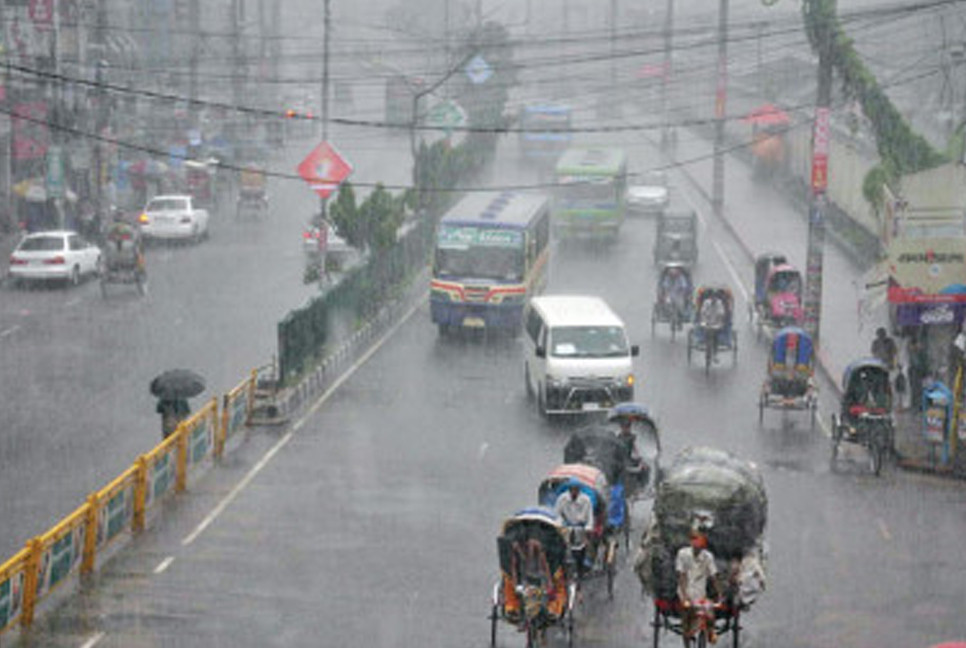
[699,293,726,330]
[616,419,649,487]
[847,369,889,416]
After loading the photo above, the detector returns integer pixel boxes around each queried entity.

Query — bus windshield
[550,326,628,358]
[435,225,525,281]
[521,110,571,134]
[556,177,616,203]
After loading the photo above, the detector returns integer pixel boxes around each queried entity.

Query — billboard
[886,237,966,304]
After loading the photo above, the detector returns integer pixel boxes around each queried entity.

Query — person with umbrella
[150,369,206,439]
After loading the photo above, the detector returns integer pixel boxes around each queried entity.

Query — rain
[0,0,966,646]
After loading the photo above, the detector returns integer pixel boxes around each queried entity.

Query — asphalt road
[13,120,966,648]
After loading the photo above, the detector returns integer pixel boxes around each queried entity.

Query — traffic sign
[425,100,467,133]
[465,54,492,85]
[297,141,353,199]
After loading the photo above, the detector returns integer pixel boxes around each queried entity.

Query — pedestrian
[908,335,928,411]
[871,327,898,370]
[156,398,190,439]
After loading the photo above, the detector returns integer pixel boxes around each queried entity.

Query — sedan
[627,170,670,215]
[138,195,209,243]
[8,230,102,287]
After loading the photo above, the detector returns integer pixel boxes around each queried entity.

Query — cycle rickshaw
[652,262,694,341]
[749,253,803,340]
[688,285,738,375]
[654,209,698,268]
[100,219,146,297]
[830,358,895,476]
[236,164,268,219]
[636,447,768,648]
[491,507,576,648]
[758,326,818,428]
[538,464,620,599]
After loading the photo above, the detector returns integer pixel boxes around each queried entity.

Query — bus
[552,147,628,239]
[519,103,572,163]
[430,191,552,335]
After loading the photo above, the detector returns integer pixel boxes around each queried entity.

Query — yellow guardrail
[0,370,258,633]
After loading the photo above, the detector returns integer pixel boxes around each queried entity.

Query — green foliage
[802,0,947,204]
[328,181,409,253]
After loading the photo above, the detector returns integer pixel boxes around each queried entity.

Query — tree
[328,182,409,253]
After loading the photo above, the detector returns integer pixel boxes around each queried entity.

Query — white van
[523,295,639,416]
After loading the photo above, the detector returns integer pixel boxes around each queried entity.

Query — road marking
[877,518,892,541]
[66,297,81,308]
[0,325,20,338]
[79,631,105,648]
[478,442,489,461]
[817,414,831,438]
[182,431,292,546]
[154,556,175,574]
[181,296,425,547]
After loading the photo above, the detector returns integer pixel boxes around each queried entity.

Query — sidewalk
[660,109,966,479]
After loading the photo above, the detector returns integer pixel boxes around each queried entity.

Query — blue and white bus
[431,192,551,335]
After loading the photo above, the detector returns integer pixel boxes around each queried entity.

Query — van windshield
[550,326,628,358]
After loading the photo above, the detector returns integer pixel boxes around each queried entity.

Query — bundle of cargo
[635,446,768,606]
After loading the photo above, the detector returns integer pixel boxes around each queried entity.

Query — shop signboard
[887,237,966,304]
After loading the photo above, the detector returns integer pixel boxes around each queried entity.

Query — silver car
[626,171,669,215]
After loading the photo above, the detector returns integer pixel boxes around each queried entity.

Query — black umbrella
[150,369,206,400]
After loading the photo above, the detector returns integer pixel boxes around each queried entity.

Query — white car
[138,195,210,243]
[8,230,102,287]
[627,170,670,215]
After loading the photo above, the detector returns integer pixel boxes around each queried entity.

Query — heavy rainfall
[0,0,965,646]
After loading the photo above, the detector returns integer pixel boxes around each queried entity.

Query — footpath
[657,114,965,479]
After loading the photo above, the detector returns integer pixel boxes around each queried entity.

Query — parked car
[626,170,669,215]
[8,230,101,287]
[138,195,210,243]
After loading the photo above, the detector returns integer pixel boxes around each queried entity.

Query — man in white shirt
[675,529,721,644]
[554,483,594,576]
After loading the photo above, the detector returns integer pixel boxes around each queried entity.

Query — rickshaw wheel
[830,439,839,472]
[651,311,656,338]
[731,610,741,648]
[809,401,817,430]
[99,276,108,299]
[758,395,765,425]
[652,604,661,648]
[489,604,499,647]
[686,331,693,364]
[566,606,575,648]
[870,436,884,476]
[731,332,738,363]
[704,338,713,376]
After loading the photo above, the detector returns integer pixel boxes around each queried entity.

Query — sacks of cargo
[634,446,768,604]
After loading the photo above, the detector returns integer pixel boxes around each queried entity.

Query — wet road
[15,122,966,648]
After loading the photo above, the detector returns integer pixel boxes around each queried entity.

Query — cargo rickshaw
[830,358,895,476]
[749,253,803,340]
[688,285,738,375]
[100,217,146,297]
[758,326,818,428]
[491,507,576,648]
[538,464,620,599]
[654,209,698,268]
[636,447,768,648]
[652,262,694,341]
[236,164,268,220]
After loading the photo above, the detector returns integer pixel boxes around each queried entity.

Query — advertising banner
[97,487,133,549]
[887,237,966,304]
[12,102,49,160]
[37,526,84,597]
[0,571,24,630]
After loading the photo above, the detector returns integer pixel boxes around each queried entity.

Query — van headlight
[547,376,568,389]
[625,374,636,387]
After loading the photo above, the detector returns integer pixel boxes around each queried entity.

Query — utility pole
[93,0,108,227]
[189,0,200,122]
[610,0,617,112]
[231,0,242,142]
[712,0,729,221]
[319,0,331,219]
[803,0,835,346]
[661,0,674,147]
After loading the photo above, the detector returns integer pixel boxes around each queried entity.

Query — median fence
[0,370,257,634]
[277,217,433,385]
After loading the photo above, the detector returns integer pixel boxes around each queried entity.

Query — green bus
[552,147,628,239]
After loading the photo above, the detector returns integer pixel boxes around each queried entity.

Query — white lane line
[0,325,20,338]
[154,556,175,574]
[79,631,105,648]
[817,414,831,438]
[181,296,425,547]
[182,431,292,546]
[877,518,892,541]
[66,297,81,308]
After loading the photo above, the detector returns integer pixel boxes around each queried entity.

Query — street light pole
[319,0,331,222]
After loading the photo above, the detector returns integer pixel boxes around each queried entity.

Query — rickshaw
[184,159,216,210]
[100,218,146,297]
[538,464,619,599]
[491,507,576,648]
[830,358,895,476]
[654,209,698,268]
[639,447,768,648]
[758,326,818,428]
[750,253,803,340]
[652,262,694,341]
[688,285,738,375]
[236,164,268,219]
